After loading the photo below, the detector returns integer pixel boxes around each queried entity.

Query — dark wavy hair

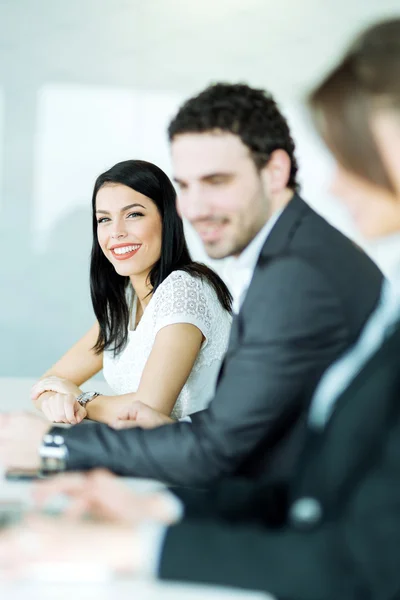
[90,160,232,355]
[309,18,400,194]
[168,82,300,191]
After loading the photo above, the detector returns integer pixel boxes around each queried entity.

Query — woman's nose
[111,230,128,239]
[110,219,128,239]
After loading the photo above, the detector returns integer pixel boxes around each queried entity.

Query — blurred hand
[0,412,51,470]
[40,392,87,425]
[0,514,140,578]
[31,376,82,401]
[33,469,179,525]
[113,401,174,430]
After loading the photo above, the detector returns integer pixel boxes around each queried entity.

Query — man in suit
[153,24,400,595]
[0,84,382,487]
[2,18,400,600]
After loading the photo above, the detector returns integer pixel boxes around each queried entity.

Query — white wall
[1,0,400,378]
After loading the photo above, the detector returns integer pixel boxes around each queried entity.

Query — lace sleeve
[152,271,213,343]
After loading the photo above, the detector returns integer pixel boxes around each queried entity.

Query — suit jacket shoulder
[256,194,383,341]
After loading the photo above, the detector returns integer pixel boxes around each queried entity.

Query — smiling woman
[31,160,232,426]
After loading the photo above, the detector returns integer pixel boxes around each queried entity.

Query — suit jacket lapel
[215,194,310,389]
[258,193,309,263]
[240,194,310,317]
[324,320,400,432]
[296,322,400,505]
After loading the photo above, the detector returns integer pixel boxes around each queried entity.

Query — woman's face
[96,183,162,280]
[329,111,400,239]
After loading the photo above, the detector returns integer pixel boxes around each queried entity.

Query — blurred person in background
[30,159,232,424]
[1,17,400,600]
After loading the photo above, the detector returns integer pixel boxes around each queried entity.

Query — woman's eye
[97,217,110,224]
[127,212,144,219]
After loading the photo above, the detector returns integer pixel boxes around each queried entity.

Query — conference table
[0,377,271,600]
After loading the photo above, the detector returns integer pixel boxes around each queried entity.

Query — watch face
[79,391,99,405]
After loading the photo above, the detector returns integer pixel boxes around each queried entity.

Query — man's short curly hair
[168,83,300,191]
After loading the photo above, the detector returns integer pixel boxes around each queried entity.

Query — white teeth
[113,245,140,255]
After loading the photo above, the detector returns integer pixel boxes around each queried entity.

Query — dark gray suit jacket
[159,319,400,600]
[55,194,383,485]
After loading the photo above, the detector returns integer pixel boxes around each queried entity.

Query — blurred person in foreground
[0,82,382,487]
[1,17,400,600]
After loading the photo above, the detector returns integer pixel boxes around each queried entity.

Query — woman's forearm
[85,393,137,424]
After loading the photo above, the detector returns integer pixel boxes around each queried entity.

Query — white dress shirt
[222,209,283,314]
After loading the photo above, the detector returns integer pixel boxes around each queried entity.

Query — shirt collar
[224,208,283,313]
[234,208,284,273]
[383,266,400,310]
[390,265,400,296]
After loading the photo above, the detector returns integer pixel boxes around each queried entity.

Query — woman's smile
[109,243,142,261]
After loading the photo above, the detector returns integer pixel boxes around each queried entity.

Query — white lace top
[103,270,232,419]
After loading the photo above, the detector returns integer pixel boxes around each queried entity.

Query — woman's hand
[113,400,174,430]
[31,376,85,424]
[40,392,86,424]
[31,376,82,401]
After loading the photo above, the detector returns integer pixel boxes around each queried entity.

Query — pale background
[1,0,400,379]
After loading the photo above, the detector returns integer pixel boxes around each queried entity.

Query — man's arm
[171,478,288,526]
[59,257,348,485]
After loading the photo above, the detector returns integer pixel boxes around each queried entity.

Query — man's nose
[177,189,210,222]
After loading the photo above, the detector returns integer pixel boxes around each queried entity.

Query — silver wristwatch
[76,391,100,407]
[39,431,69,474]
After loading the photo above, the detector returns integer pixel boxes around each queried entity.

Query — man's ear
[260,149,292,194]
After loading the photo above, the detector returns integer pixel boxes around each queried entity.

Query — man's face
[171,132,272,259]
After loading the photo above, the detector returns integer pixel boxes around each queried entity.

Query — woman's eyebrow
[96,203,146,214]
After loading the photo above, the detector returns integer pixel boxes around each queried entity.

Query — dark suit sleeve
[61,256,348,485]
